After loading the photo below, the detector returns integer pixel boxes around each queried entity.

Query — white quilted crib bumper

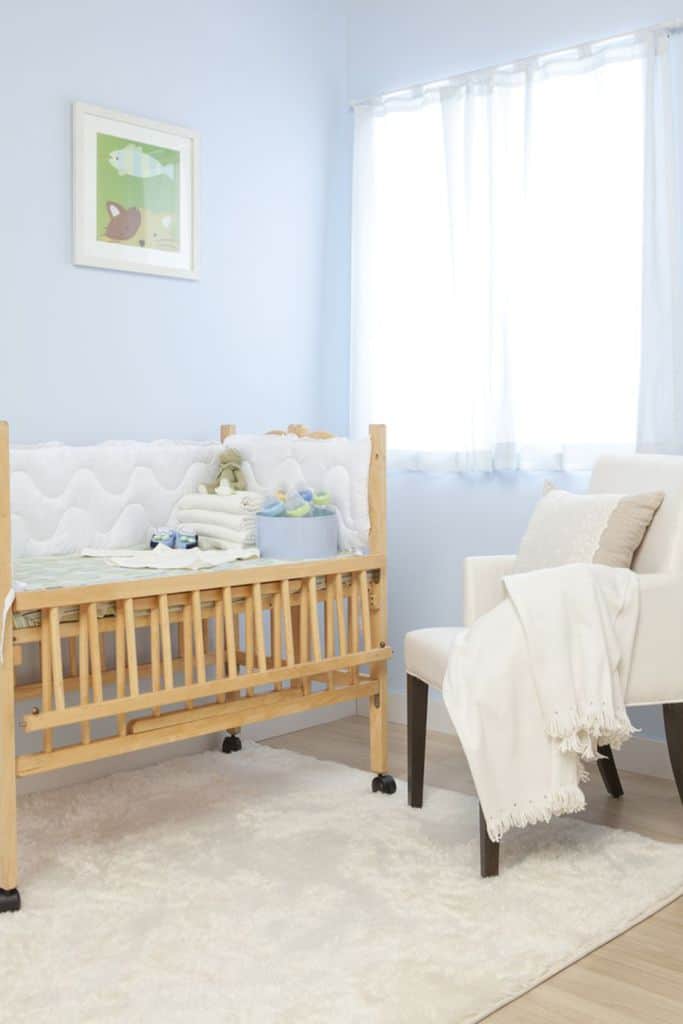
[10,434,371,558]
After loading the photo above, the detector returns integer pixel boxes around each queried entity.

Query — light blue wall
[0,0,350,443]
[346,0,683,741]
[0,0,672,748]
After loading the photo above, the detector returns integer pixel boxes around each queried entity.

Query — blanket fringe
[486,785,587,843]
[547,706,637,760]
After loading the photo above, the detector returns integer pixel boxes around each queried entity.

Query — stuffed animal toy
[200,448,248,493]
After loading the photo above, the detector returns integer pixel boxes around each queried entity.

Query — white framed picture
[73,102,199,279]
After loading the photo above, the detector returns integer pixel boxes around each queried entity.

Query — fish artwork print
[96,133,181,253]
[108,143,175,180]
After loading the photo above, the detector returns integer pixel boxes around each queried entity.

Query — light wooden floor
[264,715,683,1023]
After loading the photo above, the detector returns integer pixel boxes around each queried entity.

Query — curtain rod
[350,18,683,109]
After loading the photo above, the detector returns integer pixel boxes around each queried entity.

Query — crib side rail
[15,561,389,776]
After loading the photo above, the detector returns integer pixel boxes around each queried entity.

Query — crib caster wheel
[0,888,21,913]
[222,734,242,754]
[372,773,396,795]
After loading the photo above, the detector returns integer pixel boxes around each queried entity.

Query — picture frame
[73,102,200,279]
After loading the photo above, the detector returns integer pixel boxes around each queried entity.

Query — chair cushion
[404,627,464,689]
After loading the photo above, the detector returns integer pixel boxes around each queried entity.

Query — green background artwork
[96,133,180,252]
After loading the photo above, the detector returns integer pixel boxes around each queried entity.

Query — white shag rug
[2,743,683,1024]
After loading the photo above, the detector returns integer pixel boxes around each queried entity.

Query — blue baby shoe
[150,527,176,549]
[261,496,285,517]
[285,491,312,517]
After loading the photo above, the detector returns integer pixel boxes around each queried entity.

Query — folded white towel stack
[176,492,264,515]
[173,491,264,552]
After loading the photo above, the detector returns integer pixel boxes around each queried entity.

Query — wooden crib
[0,423,394,913]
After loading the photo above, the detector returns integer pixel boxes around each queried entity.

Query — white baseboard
[357,692,675,781]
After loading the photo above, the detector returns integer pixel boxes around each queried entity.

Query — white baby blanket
[442,563,639,842]
[82,546,258,569]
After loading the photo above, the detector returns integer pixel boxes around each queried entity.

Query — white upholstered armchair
[404,455,683,877]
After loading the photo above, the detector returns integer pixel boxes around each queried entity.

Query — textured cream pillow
[514,483,664,574]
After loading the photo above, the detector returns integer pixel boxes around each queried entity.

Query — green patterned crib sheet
[11,552,369,629]
[12,553,276,629]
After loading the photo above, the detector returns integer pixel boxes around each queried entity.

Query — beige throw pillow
[514,483,664,574]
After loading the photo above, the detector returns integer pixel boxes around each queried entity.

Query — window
[351,34,651,470]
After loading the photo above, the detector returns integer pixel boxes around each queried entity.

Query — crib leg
[0,646,19,911]
[369,664,396,795]
[0,423,19,912]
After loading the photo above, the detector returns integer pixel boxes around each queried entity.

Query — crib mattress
[12,552,371,629]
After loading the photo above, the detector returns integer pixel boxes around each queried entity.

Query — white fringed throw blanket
[442,564,640,842]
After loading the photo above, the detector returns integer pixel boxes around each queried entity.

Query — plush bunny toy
[200,448,248,494]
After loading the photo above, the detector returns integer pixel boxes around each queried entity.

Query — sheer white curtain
[351,30,677,470]
[638,29,683,455]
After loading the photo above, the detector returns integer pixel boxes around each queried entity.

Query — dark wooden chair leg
[407,674,428,808]
[479,805,500,877]
[663,703,683,804]
[597,743,624,798]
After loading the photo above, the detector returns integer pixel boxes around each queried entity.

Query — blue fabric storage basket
[257,512,339,560]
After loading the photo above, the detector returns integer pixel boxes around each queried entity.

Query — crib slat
[191,591,206,685]
[272,591,282,689]
[150,605,161,717]
[40,614,53,753]
[350,575,360,684]
[48,608,66,711]
[87,604,104,702]
[159,595,174,689]
[115,603,126,735]
[222,588,238,679]
[67,636,78,679]
[281,580,295,669]
[325,579,335,690]
[123,598,139,697]
[78,610,91,744]
[245,595,254,670]
[298,584,309,663]
[299,583,310,694]
[308,578,321,663]
[334,575,347,656]
[215,599,226,703]
[245,592,255,695]
[182,604,193,707]
[359,570,372,652]
[253,583,267,672]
